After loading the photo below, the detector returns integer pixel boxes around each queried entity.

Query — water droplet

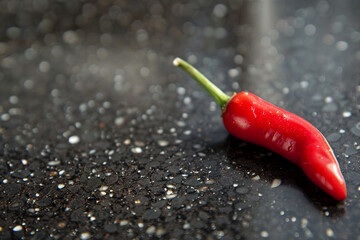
[336,41,348,51]
[80,232,92,240]
[177,87,186,95]
[39,61,50,73]
[13,225,23,231]
[183,130,192,135]
[187,55,197,64]
[68,135,80,144]
[9,95,19,104]
[234,54,243,64]
[282,87,290,94]
[304,24,316,36]
[183,223,191,230]
[342,111,351,118]
[184,96,191,104]
[131,147,142,153]
[260,231,269,238]
[228,68,240,78]
[324,96,333,103]
[300,81,309,89]
[140,66,150,77]
[63,30,79,45]
[213,4,227,18]
[1,113,10,121]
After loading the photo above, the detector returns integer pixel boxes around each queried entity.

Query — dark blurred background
[1,0,360,239]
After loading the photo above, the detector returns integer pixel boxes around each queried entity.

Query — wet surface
[1,0,360,239]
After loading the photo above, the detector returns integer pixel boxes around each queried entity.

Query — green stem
[173,57,231,109]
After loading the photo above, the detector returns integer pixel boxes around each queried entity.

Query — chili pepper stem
[173,57,232,110]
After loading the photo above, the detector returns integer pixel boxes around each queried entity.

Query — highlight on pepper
[173,57,346,201]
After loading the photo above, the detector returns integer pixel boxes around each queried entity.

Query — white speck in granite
[135,141,145,147]
[326,228,334,237]
[176,121,186,127]
[271,179,282,188]
[119,220,129,226]
[157,140,169,147]
[252,175,260,181]
[146,226,156,235]
[48,160,61,166]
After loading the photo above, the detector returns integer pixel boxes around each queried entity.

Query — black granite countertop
[1,0,360,239]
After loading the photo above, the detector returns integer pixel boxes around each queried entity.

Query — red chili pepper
[173,57,346,201]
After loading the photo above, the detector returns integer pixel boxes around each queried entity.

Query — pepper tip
[173,57,181,66]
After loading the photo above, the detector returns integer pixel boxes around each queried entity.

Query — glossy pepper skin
[223,92,346,201]
[173,57,346,201]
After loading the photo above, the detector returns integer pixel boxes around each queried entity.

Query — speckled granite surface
[1,0,360,239]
